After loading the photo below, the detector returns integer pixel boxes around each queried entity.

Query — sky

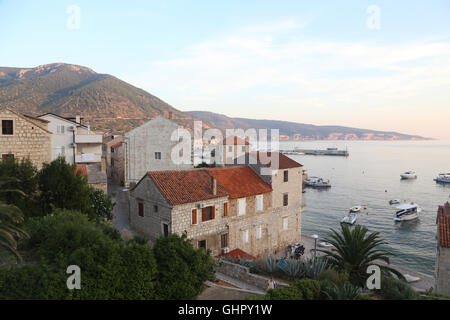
[1,0,450,139]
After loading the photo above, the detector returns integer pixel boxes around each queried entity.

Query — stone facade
[0,108,51,169]
[435,202,450,296]
[124,117,193,187]
[105,135,125,186]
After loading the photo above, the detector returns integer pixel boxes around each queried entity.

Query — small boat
[394,202,421,222]
[434,173,450,184]
[341,212,357,225]
[403,274,421,283]
[389,199,401,205]
[304,177,331,188]
[349,206,362,213]
[400,171,417,179]
[318,242,333,248]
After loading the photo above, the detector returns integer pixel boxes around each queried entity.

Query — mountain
[186,111,430,141]
[0,63,199,133]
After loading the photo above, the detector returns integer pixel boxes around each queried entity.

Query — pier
[282,147,349,157]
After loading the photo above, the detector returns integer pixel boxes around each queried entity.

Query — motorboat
[318,242,333,248]
[400,171,417,179]
[389,199,401,205]
[304,176,331,188]
[434,173,450,184]
[349,206,362,213]
[394,202,421,222]
[341,212,357,225]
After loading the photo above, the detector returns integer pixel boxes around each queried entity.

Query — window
[192,209,197,225]
[223,202,228,217]
[242,230,249,243]
[138,202,144,217]
[111,147,115,153]
[155,152,161,160]
[59,146,65,156]
[238,198,246,216]
[221,233,228,248]
[284,170,289,182]
[255,226,262,239]
[228,146,233,152]
[202,206,215,222]
[282,217,289,230]
[283,194,289,206]
[111,158,115,167]
[2,154,14,160]
[154,205,158,213]
[57,125,65,134]
[163,223,169,237]
[198,240,206,249]
[241,146,246,152]
[256,195,263,211]
[2,120,13,135]
[211,149,216,157]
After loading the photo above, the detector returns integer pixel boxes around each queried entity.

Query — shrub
[304,257,330,279]
[318,269,349,287]
[152,233,216,299]
[322,282,361,300]
[378,276,419,300]
[262,256,278,274]
[281,259,305,279]
[266,286,303,300]
[292,278,321,300]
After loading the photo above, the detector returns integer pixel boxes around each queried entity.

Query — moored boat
[341,212,357,225]
[349,206,362,213]
[394,202,421,222]
[400,171,417,179]
[389,199,401,205]
[434,173,450,184]
[304,176,331,188]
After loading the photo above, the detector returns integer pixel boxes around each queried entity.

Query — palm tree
[0,177,29,262]
[317,224,404,287]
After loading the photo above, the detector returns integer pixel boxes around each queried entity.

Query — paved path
[108,182,136,239]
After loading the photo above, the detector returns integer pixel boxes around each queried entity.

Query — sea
[280,140,450,276]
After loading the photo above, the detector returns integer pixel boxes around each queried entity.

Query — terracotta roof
[437,202,450,248]
[147,170,228,206]
[223,136,250,145]
[253,151,302,169]
[216,249,257,261]
[206,166,272,199]
[75,164,87,177]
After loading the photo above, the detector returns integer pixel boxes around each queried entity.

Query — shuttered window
[256,225,262,239]
[202,206,215,222]
[192,209,197,225]
[238,198,246,216]
[138,202,144,217]
[242,230,249,243]
[256,195,263,211]
[224,203,228,217]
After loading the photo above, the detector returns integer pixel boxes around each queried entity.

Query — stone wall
[0,109,51,169]
[436,246,450,296]
[217,260,288,291]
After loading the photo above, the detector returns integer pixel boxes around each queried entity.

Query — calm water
[281,140,450,276]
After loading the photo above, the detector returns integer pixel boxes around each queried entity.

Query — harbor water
[281,140,450,276]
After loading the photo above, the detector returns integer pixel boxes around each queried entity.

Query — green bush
[292,278,321,300]
[378,276,419,300]
[266,286,303,300]
[318,269,349,287]
[3,210,158,299]
[152,233,216,299]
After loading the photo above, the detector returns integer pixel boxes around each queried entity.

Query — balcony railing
[75,134,103,144]
[76,153,102,163]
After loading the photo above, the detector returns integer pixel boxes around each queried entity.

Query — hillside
[186,111,430,141]
[0,63,198,133]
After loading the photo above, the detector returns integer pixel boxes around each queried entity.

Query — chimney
[168,111,173,120]
[75,115,81,124]
[211,175,217,195]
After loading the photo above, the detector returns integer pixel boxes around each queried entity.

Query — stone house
[129,154,304,258]
[124,116,193,187]
[221,136,251,165]
[104,135,125,186]
[435,202,450,296]
[0,107,51,169]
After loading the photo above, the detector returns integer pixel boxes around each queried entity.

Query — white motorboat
[349,206,362,213]
[394,202,421,222]
[434,173,450,184]
[389,199,401,205]
[318,242,333,248]
[341,212,357,225]
[400,171,417,179]
[304,177,331,188]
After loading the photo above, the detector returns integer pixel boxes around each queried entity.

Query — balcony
[76,153,102,163]
[75,134,102,144]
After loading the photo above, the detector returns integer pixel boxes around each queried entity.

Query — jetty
[282,147,349,157]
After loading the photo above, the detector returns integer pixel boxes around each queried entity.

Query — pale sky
[1,0,449,139]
